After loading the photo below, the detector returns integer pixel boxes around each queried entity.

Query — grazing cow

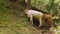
[25,9,43,27]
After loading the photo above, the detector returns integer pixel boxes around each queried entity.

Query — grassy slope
[0,0,60,34]
[0,0,42,34]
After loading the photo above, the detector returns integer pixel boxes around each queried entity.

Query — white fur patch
[26,10,43,17]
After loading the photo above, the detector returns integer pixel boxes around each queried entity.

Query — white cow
[25,9,43,27]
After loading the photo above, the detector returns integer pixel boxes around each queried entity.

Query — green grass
[0,9,32,34]
[0,3,37,34]
[0,11,39,34]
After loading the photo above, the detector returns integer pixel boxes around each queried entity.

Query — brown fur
[43,13,52,27]
[43,13,57,29]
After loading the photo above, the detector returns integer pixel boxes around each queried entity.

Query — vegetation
[0,0,60,34]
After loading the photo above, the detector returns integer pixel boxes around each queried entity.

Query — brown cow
[43,13,53,28]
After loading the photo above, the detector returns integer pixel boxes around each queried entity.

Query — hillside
[0,0,42,34]
[0,0,60,34]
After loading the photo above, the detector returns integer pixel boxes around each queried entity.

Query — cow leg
[39,17,42,27]
[39,15,43,27]
[30,16,33,25]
